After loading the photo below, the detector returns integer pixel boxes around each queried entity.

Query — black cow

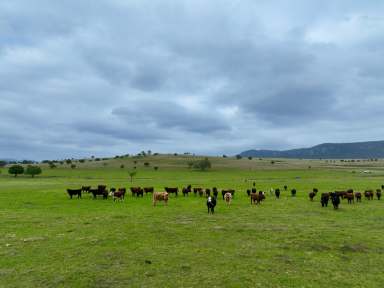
[376,189,382,200]
[330,192,340,209]
[275,188,280,199]
[67,189,82,199]
[207,196,217,214]
[321,193,329,207]
[291,189,296,197]
[165,187,178,197]
[212,187,218,199]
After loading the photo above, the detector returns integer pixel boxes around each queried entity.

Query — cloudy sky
[1,0,384,160]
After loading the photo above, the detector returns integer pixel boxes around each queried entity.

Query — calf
[222,189,235,200]
[376,189,382,200]
[67,189,82,199]
[206,196,217,214]
[320,193,329,207]
[246,189,251,197]
[205,188,211,197]
[153,192,169,206]
[291,189,296,197]
[284,185,288,191]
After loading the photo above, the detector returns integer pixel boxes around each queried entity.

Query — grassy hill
[1,156,384,287]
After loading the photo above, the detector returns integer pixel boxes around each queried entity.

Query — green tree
[192,157,212,171]
[25,165,42,178]
[8,165,24,177]
[128,170,137,182]
[71,164,76,169]
[0,160,7,167]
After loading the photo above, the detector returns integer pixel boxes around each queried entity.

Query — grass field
[1,156,384,287]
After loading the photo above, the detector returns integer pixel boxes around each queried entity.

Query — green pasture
[0,157,383,287]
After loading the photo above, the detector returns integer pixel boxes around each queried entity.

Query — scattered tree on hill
[248,156,253,160]
[120,164,125,169]
[79,159,85,163]
[49,162,57,169]
[8,165,24,177]
[187,161,194,169]
[222,154,227,158]
[71,164,76,169]
[25,165,42,178]
[193,157,212,171]
[128,170,137,182]
[236,155,242,160]
[144,162,150,167]
[65,159,72,164]
[154,166,159,171]
[0,160,7,167]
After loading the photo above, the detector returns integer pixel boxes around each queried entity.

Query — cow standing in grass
[67,189,82,199]
[153,192,169,206]
[330,192,340,209]
[224,192,232,206]
[320,193,329,207]
[207,196,217,214]
[376,189,382,200]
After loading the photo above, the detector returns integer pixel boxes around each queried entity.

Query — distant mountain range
[240,140,384,159]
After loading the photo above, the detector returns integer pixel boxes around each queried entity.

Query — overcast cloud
[1,0,384,160]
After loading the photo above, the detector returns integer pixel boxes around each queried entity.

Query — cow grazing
[275,188,280,199]
[207,196,217,214]
[224,192,232,206]
[364,190,374,200]
[330,192,340,209]
[291,189,297,197]
[153,192,169,206]
[320,193,329,207]
[67,189,82,199]
[246,189,251,197]
[376,189,382,200]
[309,191,317,201]
[144,187,154,194]
[165,187,178,197]
[355,192,362,202]
[194,187,203,197]
[250,192,265,205]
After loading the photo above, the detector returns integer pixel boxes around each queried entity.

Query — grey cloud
[1,0,384,160]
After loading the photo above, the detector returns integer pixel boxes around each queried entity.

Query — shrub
[120,164,125,169]
[154,166,159,171]
[8,165,24,177]
[192,158,212,171]
[25,165,42,178]
[71,164,76,169]
[144,162,150,167]
[236,155,242,160]
[248,156,252,160]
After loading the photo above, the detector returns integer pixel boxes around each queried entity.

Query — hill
[240,140,384,159]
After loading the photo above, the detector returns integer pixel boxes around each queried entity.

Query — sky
[1,0,384,160]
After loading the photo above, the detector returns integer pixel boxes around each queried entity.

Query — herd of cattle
[66,183,382,212]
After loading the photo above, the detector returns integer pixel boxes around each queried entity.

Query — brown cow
[355,192,362,202]
[131,187,144,197]
[153,192,169,206]
[365,190,374,200]
[344,192,354,204]
[113,188,126,201]
[165,187,178,197]
[309,191,317,201]
[250,192,265,205]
